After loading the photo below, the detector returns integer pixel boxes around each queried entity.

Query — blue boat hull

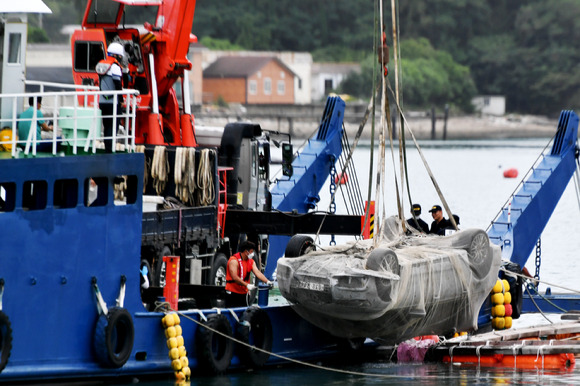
[0,154,344,382]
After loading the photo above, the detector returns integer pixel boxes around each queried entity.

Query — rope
[156,304,482,381]
[314,82,382,241]
[499,266,580,294]
[151,145,169,195]
[174,147,196,204]
[385,80,457,230]
[113,176,127,201]
[524,284,555,324]
[197,149,215,206]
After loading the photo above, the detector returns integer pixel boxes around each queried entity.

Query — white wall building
[472,95,506,116]
[311,62,361,102]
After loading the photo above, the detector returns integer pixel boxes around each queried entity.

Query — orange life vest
[225,253,254,294]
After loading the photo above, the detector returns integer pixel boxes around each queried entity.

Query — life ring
[235,306,273,368]
[94,307,135,368]
[195,313,234,374]
[0,311,12,373]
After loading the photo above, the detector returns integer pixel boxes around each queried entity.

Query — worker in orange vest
[225,241,272,308]
[96,42,125,153]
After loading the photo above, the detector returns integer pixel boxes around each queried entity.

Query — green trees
[339,39,476,111]
[34,0,580,115]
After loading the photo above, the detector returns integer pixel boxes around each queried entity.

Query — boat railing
[0,85,139,157]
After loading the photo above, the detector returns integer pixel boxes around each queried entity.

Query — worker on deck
[406,203,429,233]
[17,96,54,152]
[96,42,125,153]
[225,241,272,308]
[429,205,451,235]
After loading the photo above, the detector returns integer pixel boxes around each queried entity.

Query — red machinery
[71,0,197,146]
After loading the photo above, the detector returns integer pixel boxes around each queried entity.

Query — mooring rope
[499,266,580,295]
[153,303,486,381]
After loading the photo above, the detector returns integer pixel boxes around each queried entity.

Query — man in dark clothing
[406,203,429,233]
[429,205,451,235]
[96,42,125,153]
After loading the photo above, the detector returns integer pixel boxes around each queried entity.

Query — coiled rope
[151,146,169,195]
[197,149,215,206]
[174,147,197,204]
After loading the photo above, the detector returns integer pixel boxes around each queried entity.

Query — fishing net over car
[277,216,501,344]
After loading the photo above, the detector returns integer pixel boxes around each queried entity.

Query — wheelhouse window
[22,180,48,211]
[85,1,122,25]
[0,182,16,212]
[74,41,105,72]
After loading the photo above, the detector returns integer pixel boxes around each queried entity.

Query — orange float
[334,173,348,185]
[503,168,519,178]
[443,353,575,370]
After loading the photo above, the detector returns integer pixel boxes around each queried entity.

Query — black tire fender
[285,235,315,258]
[235,306,273,368]
[0,311,12,373]
[195,313,234,374]
[94,307,134,368]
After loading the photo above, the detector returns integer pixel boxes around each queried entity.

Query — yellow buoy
[178,345,187,358]
[492,280,502,293]
[492,293,504,305]
[175,371,185,381]
[169,347,180,360]
[494,304,505,317]
[176,335,184,347]
[167,337,178,349]
[163,314,176,328]
[502,279,510,292]
[180,356,189,368]
[171,358,183,371]
[175,324,183,336]
[182,366,191,377]
[504,291,512,304]
[165,326,177,338]
[505,316,513,329]
[494,317,505,330]
[172,313,181,326]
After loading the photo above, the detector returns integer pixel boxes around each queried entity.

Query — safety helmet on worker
[107,42,124,57]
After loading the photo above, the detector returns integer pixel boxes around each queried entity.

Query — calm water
[120,138,580,385]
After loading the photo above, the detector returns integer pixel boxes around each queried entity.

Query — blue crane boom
[487,110,579,269]
[263,96,346,278]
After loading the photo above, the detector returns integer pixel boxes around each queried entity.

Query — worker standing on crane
[96,42,125,153]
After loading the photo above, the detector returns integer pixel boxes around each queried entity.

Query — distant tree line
[34,0,580,116]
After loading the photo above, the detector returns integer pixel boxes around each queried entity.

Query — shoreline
[196,114,560,141]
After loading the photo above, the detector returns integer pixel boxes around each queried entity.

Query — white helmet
[107,42,124,57]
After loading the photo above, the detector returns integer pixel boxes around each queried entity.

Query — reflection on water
[115,352,580,386]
